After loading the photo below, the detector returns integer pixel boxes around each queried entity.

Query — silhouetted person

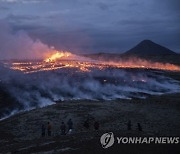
[60,122,66,135]
[47,122,52,136]
[127,120,132,130]
[94,121,99,130]
[41,124,45,137]
[83,119,90,129]
[67,119,73,130]
[137,123,142,131]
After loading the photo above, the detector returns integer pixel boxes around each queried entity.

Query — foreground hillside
[0,93,180,153]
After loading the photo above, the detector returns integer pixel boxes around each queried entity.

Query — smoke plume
[0,20,51,60]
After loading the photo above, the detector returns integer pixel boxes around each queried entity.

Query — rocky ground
[0,93,180,154]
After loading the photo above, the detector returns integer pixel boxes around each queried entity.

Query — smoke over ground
[0,63,180,119]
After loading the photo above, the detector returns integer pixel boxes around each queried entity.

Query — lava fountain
[44,50,75,62]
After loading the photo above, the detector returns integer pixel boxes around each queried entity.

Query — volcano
[122,40,180,65]
[124,40,177,56]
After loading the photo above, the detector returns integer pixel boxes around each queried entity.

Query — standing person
[94,121,100,130]
[60,122,66,135]
[127,120,132,130]
[83,119,90,129]
[47,122,52,136]
[137,123,142,131]
[67,119,73,131]
[41,124,45,137]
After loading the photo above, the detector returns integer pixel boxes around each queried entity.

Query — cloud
[0,0,179,53]
[5,14,40,25]
[98,2,109,11]
[6,14,40,20]
[158,0,180,12]
[0,6,9,10]
[0,0,49,3]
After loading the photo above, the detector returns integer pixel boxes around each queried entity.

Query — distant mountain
[124,40,177,56]
[84,40,180,65]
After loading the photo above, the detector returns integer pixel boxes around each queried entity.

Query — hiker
[47,122,52,136]
[67,119,73,131]
[41,124,45,137]
[127,120,132,130]
[94,121,100,130]
[137,123,142,131]
[60,122,66,135]
[83,119,90,129]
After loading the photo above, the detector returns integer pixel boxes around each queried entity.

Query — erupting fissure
[4,50,180,73]
[44,51,74,62]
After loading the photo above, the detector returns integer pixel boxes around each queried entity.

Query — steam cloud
[0,64,179,119]
[0,20,50,60]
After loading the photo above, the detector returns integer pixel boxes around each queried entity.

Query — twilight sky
[0,0,179,55]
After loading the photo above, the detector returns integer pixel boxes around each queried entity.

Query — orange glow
[6,50,180,73]
[44,51,74,62]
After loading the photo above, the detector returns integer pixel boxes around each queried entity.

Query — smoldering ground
[0,63,180,120]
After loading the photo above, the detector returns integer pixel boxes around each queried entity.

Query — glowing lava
[44,51,74,62]
[3,50,180,73]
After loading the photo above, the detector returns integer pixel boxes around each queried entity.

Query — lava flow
[4,50,180,73]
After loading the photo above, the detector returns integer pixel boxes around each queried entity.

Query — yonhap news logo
[100,132,115,148]
[100,132,179,149]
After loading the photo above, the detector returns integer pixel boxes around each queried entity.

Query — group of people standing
[41,119,142,137]
[41,118,100,137]
[41,118,73,137]
[127,120,143,131]
[83,118,100,130]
